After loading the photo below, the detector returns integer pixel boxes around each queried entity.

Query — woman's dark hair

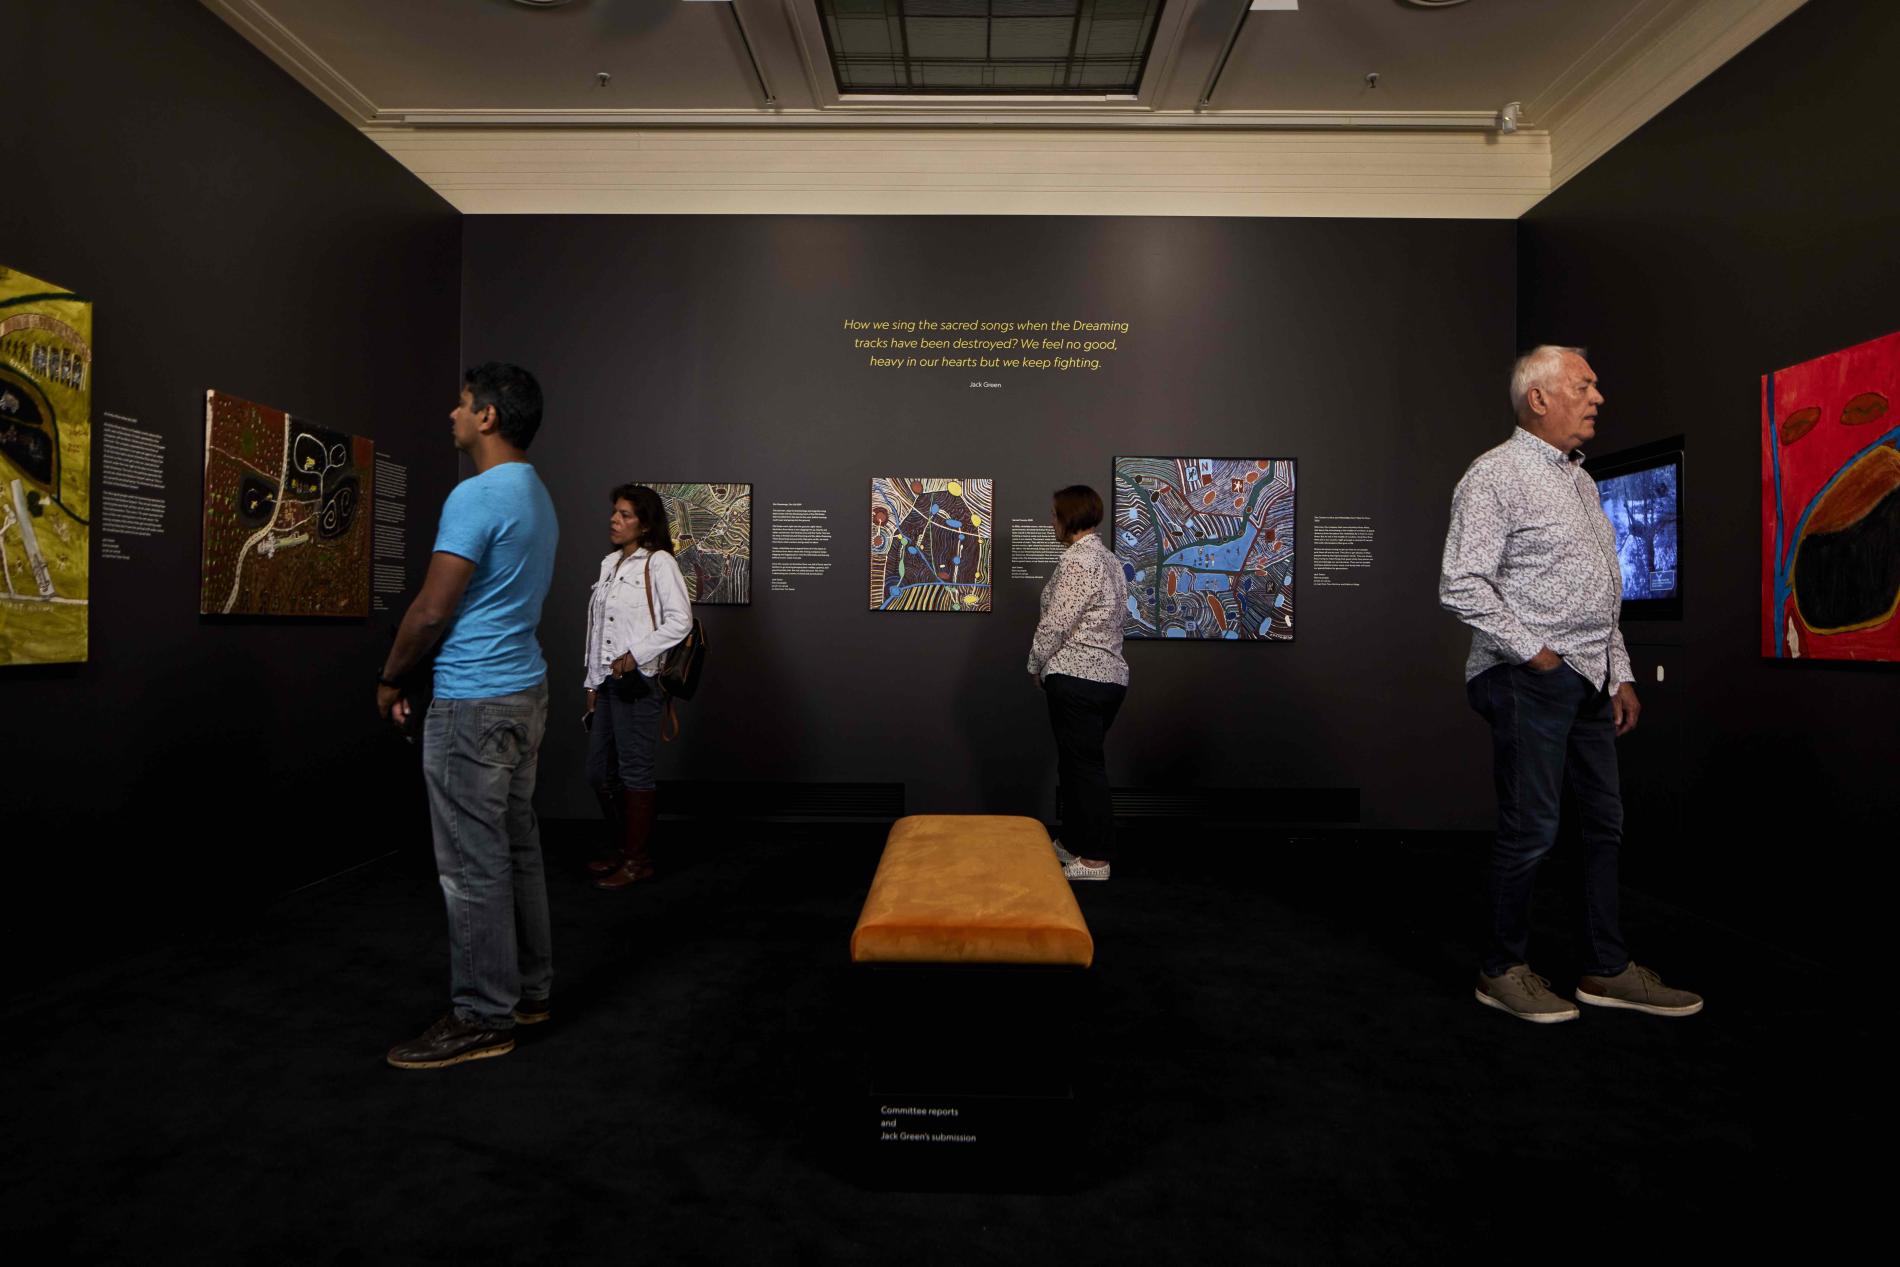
[1052,484,1103,537]
[610,483,673,554]
[464,361,543,450]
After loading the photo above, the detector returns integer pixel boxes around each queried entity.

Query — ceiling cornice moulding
[203,0,1812,217]
[205,0,377,123]
[373,109,1511,132]
[1535,0,1808,191]
[365,127,1552,219]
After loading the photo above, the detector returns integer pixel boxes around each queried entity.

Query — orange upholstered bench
[851,814,1093,967]
[849,815,1095,1188]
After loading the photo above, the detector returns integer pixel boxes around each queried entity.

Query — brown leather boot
[585,783,625,875]
[594,788,656,889]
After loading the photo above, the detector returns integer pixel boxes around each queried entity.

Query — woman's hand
[610,651,635,679]
[586,688,597,714]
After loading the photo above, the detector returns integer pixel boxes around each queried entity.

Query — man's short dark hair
[1053,484,1103,536]
[464,362,543,450]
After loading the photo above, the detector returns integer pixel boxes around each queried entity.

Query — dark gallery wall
[7,1,461,958]
[1519,0,1900,961]
[462,215,1517,831]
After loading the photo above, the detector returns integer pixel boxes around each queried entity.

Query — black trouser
[1467,663,1629,978]
[1044,673,1127,863]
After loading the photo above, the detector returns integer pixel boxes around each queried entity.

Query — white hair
[1511,345,1587,418]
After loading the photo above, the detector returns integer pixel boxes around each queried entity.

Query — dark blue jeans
[1045,673,1127,863]
[586,671,663,791]
[422,680,553,1028]
[1467,663,1629,978]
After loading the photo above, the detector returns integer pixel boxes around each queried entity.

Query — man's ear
[477,405,498,434]
[1525,386,1547,417]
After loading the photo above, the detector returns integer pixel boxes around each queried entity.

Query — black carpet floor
[3,825,1868,1262]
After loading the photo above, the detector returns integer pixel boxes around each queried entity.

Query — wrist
[377,674,402,690]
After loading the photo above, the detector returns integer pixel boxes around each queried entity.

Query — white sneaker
[1063,858,1110,881]
[1051,837,1079,865]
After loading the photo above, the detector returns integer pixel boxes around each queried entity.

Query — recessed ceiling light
[1401,1,1474,8]
[510,1,575,9]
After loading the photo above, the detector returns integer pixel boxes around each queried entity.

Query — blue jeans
[1467,663,1629,978]
[422,680,552,1028]
[585,671,663,791]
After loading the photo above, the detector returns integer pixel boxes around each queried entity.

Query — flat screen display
[1589,439,1684,620]
[1597,464,1680,601]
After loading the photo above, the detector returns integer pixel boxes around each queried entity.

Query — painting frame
[1111,455,1298,643]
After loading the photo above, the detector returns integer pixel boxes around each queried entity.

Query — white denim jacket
[583,547,692,690]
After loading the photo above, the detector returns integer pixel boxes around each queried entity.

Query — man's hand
[378,682,409,727]
[1526,647,1563,672]
[1612,682,1641,736]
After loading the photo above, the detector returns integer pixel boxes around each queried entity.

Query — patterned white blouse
[1029,533,1131,687]
[1439,426,1634,690]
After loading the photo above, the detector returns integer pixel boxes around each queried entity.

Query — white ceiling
[204,0,1809,216]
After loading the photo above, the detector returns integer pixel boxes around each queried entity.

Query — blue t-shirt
[431,462,558,700]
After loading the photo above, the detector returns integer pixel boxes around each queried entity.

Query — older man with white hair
[1439,346,1701,1024]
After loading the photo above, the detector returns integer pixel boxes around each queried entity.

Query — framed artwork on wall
[1113,456,1296,641]
[642,482,752,605]
[0,265,92,666]
[1762,329,1900,661]
[200,390,373,617]
[869,476,992,612]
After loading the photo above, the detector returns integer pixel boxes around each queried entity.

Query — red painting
[1762,329,1900,661]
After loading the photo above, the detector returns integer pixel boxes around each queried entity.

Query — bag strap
[647,555,684,741]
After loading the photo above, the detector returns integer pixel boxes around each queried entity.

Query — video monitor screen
[1597,463,1680,602]
[1589,440,1683,620]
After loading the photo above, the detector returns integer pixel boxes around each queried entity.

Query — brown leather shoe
[386,1014,515,1069]
[593,859,648,889]
[594,788,656,890]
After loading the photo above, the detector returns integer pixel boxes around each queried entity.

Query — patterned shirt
[1439,426,1634,690]
[1029,533,1130,686]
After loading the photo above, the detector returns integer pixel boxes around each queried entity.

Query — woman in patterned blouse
[1027,485,1131,880]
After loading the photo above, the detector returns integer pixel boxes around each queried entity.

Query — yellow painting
[0,265,91,665]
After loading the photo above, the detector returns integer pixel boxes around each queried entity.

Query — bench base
[851,963,1094,1191]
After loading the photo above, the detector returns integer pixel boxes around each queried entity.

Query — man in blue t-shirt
[377,362,560,1069]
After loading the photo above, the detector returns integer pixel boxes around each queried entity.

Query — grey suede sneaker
[1051,838,1080,866]
[1575,963,1703,1016]
[1476,965,1580,1023]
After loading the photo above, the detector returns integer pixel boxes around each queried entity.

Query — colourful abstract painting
[201,390,373,617]
[0,265,91,665]
[1763,330,1900,661]
[869,477,992,612]
[1113,457,1296,641]
[645,482,752,604]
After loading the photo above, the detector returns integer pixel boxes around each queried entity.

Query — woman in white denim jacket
[582,483,692,889]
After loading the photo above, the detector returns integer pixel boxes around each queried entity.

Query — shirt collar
[1511,425,1582,467]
